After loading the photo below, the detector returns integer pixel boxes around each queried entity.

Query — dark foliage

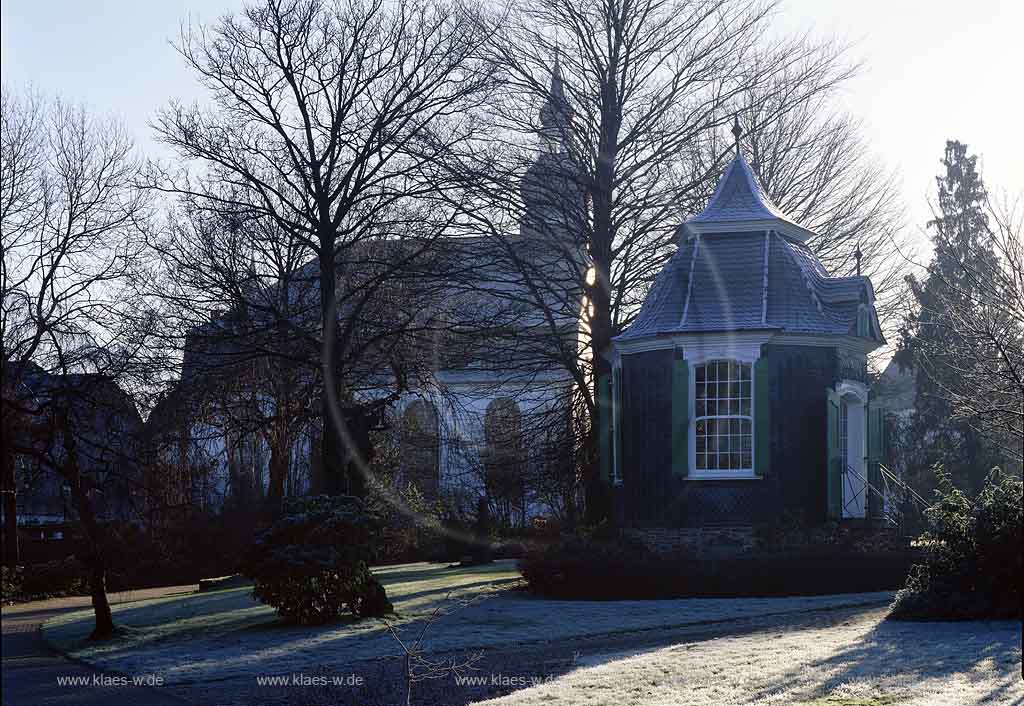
[890,468,1021,621]
[519,534,918,600]
[98,510,262,592]
[1,557,89,602]
[240,495,392,624]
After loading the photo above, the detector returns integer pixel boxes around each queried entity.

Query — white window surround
[685,344,761,480]
[607,330,879,359]
[836,379,868,518]
[836,379,868,405]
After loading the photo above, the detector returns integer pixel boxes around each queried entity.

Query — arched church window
[694,360,753,472]
[483,398,524,523]
[400,400,440,499]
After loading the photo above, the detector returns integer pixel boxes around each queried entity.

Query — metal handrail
[842,463,895,526]
[841,461,929,529]
[878,462,929,509]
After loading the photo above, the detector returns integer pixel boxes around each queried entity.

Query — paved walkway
[2,587,195,706]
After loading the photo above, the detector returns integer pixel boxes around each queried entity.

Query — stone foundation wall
[623,523,905,556]
[623,526,756,556]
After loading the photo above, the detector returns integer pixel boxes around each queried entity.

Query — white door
[840,399,867,518]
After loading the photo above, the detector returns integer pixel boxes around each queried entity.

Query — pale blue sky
[2,0,1021,246]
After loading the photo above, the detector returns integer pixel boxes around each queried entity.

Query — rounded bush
[240,495,393,624]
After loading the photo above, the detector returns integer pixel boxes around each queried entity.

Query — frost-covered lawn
[43,560,894,686]
[476,612,1022,706]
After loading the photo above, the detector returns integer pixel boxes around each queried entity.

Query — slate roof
[617,154,884,344]
[685,153,815,242]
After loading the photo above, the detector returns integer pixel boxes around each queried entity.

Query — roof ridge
[780,238,872,304]
[679,234,701,327]
[777,232,824,314]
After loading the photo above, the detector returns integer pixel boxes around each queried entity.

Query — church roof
[617,153,885,345]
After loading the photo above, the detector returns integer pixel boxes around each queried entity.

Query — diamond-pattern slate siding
[612,343,840,529]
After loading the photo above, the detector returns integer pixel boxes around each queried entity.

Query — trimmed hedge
[1,557,89,603]
[519,536,918,600]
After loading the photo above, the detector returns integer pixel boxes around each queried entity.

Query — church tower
[519,53,587,251]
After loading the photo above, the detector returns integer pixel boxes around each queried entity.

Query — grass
[41,561,901,690]
[800,697,898,706]
[478,610,1022,706]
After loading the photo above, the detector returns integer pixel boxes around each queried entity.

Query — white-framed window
[693,359,753,474]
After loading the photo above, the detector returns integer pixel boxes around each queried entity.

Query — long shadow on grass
[748,614,1022,704]
[50,577,520,679]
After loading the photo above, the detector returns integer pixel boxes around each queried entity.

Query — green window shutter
[612,366,622,482]
[598,374,611,483]
[881,411,891,467]
[826,388,842,520]
[867,405,884,520]
[753,358,771,478]
[671,353,689,477]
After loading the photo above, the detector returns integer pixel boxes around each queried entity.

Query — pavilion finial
[731,113,743,156]
[854,242,863,276]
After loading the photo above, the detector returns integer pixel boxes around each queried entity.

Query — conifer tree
[898,140,1008,494]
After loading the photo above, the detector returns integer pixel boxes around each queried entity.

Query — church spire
[539,50,572,152]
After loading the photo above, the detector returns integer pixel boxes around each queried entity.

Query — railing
[841,462,928,531]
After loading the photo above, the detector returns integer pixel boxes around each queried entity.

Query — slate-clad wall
[615,343,838,529]
[618,349,674,527]
[763,344,839,524]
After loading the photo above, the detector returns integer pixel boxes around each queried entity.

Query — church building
[602,127,889,549]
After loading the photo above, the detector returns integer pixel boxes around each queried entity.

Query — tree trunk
[2,449,19,566]
[266,436,288,508]
[583,125,617,525]
[86,555,115,640]
[57,404,115,640]
[318,239,344,496]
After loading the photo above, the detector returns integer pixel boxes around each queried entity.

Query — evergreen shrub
[241,495,393,624]
[890,468,1021,620]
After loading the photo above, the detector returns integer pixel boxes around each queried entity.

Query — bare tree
[147,201,322,511]
[151,0,497,497]
[1,88,152,638]
[733,80,909,333]
[380,590,485,706]
[459,0,865,521]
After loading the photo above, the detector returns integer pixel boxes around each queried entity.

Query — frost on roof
[688,154,792,225]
